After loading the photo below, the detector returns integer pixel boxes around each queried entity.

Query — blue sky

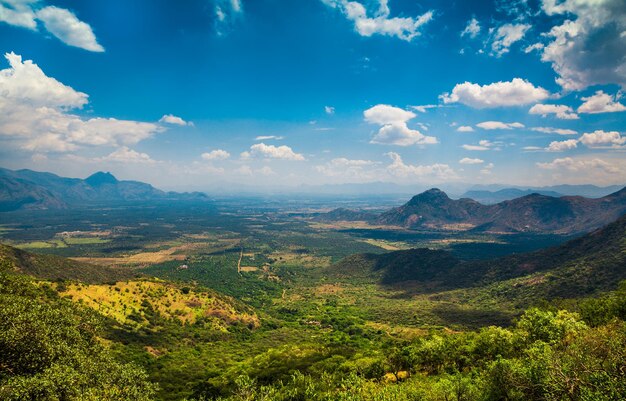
[0,0,625,191]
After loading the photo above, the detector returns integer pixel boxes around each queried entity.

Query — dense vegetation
[0,258,156,400]
[205,297,626,401]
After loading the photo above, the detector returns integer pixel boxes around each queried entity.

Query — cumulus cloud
[546,139,578,152]
[321,0,433,41]
[0,1,104,52]
[364,104,437,146]
[490,23,531,56]
[36,6,104,52]
[537,157,619,174]
[529,103,579,119]
[324,105,335,114]
[159,114,193,126]
[457,125,475,132]
[201,149,230,160]
[540,0,626,90]
[476,121,524,130]
[386,152,457,180]
[459,157,484,164]
[461,18,480,38]
[0,53,163,152]
[441,78,550,108]
[578,130,626,148]
[531,127,578,135]
[244,143,305,161]
[101,146,155,164]
[577,91,626,114]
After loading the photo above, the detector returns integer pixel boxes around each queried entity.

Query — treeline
[194,283,626,401]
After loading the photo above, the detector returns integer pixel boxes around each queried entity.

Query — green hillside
[0,243,139,284]
[333,213,626,301]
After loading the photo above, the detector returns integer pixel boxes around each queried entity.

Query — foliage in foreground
[194,285,626,401]
[0,259,157,400]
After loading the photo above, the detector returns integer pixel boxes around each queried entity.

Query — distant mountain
[461,188,563,204]
[466,184,624,199]
[0,168,208,211]
[333,212,626,300]
[374,187,626,234]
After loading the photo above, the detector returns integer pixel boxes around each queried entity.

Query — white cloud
[441,78,550,108]
[0,52,88,109]
[546,139,578,152]
[480,162,495,175]
[234,164,274,177]
[159,114,193,126]
[531,127,578,135]
[523,146,543,151]
[386,152,457,180]
[321,0,433,41]
[540,0,626,90]
[537,157,619,174]
[578,130,626,148]
[201,149,230,160]
[101,146,155,164]
[364,104,437,146]
[0,53,163,152]
[490,23,531,56]
[457,125,475,132]
[459,157,484,164]
[246,143,305,161]
[411,104,437,113]
[324,105,335,114]
[0,0,37,29]
[364,104,415,124]
[315,157,379,178]
[529,103,579,119]
[36,6,104,52]
[462,139,500,151]
[577,91,626,114]
[0,1,104,52]
[214,0,244,35]
[255,135,283,141]
[524,43,544,53]
[462,144,489,151]
[476,121,524,130]
[461,18,480,38]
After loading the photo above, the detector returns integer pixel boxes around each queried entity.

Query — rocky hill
[375,187,626,234]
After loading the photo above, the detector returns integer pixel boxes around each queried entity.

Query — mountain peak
[85,171,118,186]
[408,188,449,205]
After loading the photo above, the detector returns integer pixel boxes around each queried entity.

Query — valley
[2,184,625,400]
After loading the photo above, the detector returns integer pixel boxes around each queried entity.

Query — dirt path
[237,247,243,275]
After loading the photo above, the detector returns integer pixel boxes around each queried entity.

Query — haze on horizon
[0,0,625,192]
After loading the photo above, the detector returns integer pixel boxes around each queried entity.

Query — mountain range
[333,211,626,302]
[0,168,207,211]
[319,187,626,234]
